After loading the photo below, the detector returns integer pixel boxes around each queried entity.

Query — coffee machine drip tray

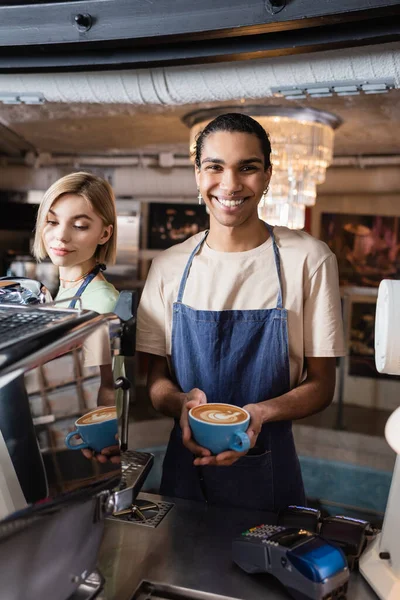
[109,499,174,528]
[68,570,104,600]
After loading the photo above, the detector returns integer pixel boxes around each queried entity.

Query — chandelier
[183,106,341,230]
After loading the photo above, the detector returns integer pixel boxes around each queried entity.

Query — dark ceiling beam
[0,1,399,71]
[1,0,400,45]
[1,16,400,73]
[0,122,36,158]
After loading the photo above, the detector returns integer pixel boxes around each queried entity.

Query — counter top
[97,492,378,600]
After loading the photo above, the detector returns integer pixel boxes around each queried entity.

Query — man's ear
[195,167,201,188]
[99,224,113,245]
[264,165,272,188]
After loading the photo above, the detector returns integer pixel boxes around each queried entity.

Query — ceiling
[0,88,399,160]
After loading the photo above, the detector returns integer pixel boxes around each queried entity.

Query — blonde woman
[33,171,118,313]
[33,172,120,462]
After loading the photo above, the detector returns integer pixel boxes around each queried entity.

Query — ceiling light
[183,106,341,230]
[0,93,45,105]
[272,79,394,100]
[280,89,305,97]
[361,83,387,92]
[333,85,359,93]
[0,95,20,105]
[307,87,331,95]
[308,93,333,98]
[283,94,307,100]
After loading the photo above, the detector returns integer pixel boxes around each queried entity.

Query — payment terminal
[232,524,349,600]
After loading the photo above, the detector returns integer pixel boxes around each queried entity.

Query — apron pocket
[201,450,274,511]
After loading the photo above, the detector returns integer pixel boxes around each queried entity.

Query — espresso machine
[0,290,153,599]
[359,279,400,599]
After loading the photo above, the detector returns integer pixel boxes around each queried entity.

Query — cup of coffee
[65,406,118,453]
[188,403,250,455]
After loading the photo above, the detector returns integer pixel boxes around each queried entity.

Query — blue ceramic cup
[188,403,250,455]
[65,406,118,453]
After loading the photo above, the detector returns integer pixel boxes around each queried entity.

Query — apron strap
[177,232,209,303]
[265,224,284,310]
[68,263,106,309]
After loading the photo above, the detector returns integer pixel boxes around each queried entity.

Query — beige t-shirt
[136,227,346,389]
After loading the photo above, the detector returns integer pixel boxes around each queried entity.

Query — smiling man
[136,113,346,511]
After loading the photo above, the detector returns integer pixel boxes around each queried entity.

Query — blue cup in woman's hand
[65,406,118,453]
[188,403,250,455]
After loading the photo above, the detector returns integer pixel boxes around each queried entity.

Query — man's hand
[180,388,212,458]
[81,444,121,464]
[193,403,264,467]
[243,403,264,448]
[81,433,121,464]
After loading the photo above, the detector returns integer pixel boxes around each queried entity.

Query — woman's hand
[180,388,212,458]
[193,403,264,467]
[81,433,121,464]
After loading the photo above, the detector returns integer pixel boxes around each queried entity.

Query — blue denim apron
[160,225,305,511]
[68,263,106,309]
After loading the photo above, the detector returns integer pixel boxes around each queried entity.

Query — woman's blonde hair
[33,171,117,265]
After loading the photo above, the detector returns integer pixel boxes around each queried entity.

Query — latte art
[78,407,116,425]
[191,403,248,425]
[200,409,242,423]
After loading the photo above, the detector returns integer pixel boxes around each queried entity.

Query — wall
[2,163,400,197]
[312,168,400,412]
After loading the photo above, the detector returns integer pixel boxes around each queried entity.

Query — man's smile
[212,195,246,208]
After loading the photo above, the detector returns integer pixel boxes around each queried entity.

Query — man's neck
[206,219,270,252]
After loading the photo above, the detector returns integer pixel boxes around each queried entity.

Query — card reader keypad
[242,524,285,539]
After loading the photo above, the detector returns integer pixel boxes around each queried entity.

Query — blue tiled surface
[299,455,392,515]
[138,446,392,516]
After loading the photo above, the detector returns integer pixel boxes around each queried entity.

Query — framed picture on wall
[320,212,400,288]
[348,300,378,378]
[348,302,400,380]
[147,202,209,250]
[344,292,400,380]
